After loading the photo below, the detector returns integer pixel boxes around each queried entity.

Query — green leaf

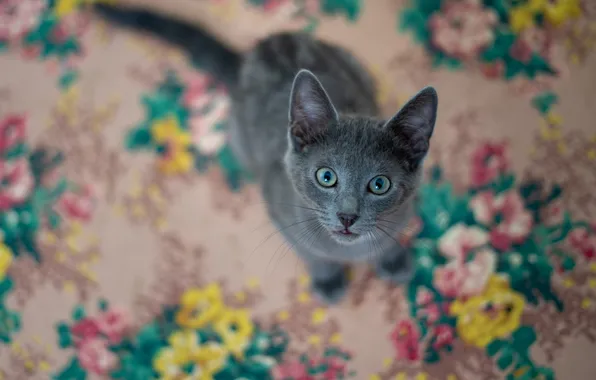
[48,210,62,229]
[59,70,78,89]
[98,299,109,311]
[217,145,249,192]
[320,0,362,21]
[496,346,514,370]
[125,127,153,150]
[486,339,505,357]
[52,357,87,380]
[531,92,558,115]
[511,326,536,352]
[72,305,86,321]
[3,142,28,160]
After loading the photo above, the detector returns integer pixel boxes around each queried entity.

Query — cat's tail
[94,3,241,89]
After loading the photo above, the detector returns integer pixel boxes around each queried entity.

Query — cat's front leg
[374,242,413,285]
[304,257,349,305]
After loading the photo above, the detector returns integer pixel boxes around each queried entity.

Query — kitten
[96,7,437,304]
[230,33,437,303]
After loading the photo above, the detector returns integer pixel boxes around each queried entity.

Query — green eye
[315,167,337,187]
[368,175,391,195]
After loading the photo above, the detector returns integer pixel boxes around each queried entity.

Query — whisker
[246,218,317,263]
[375,225,402,247]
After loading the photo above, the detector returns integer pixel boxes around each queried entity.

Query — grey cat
[96,6,438,304]
[229,33,437,303]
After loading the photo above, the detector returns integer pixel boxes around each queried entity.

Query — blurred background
[0,0,595,379]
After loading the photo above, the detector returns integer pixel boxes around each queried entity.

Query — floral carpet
[1,0,596,379]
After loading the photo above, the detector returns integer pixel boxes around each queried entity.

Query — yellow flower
[213,308,254,357]
[158,147,194,174]
[54,0,81,17]
[154,331,227,380]
[509,7,535,33]
[509,0,581,33]
[151,116,192,146]
[450,276,525,348]
[0,243,14,280]
[176,284,224,329]
[194,342,227,374]
[543,0,581,27]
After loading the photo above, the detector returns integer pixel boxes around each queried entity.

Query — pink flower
[183,73,211,110]
[0,158,34,211]
[434,248,496,298]
[190,96,229,156]
[0,115,27,153]
[71,318,100,346]
[432,325,455,350]
[263,0,290,12]
[58,184,95,222]
[569,228,596,260]
[96,307,131,345]
[470,191,533,251]
[77,338,118,375]
[438,224,489,261]
[272,361,312,380]
[428,0,498,60]
[433,264,464,298]
[0,0,46,42]
[470,142,509,188]
[390,320,421,362]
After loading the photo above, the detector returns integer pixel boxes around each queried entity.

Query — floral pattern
[1,0,595,379]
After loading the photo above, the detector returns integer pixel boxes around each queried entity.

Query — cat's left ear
[384,86,438,165]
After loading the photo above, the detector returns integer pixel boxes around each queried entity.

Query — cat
[96,5,438,304]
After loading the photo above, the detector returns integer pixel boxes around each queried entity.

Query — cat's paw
[375,245,413,285]
[311,269,349,305]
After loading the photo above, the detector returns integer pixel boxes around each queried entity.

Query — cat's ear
[288,69,338,151]
[384,86,438,166]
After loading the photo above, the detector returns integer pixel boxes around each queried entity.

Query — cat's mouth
[335,228,357,236]
[331,228,361,243]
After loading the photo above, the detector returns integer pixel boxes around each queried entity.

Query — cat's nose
[337,212,359,228]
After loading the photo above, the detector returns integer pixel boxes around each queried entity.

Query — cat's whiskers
[246,217,317,264]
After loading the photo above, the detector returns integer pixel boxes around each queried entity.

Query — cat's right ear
[288,69,338,152]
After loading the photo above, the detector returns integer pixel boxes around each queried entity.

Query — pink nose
[337,213,358,228]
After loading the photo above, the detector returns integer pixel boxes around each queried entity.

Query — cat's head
[284,69,437,246]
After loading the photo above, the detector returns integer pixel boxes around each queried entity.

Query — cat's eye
[368,175,391,195]
[315,167,337,187]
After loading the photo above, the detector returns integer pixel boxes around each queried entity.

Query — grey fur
[229,32,437,304]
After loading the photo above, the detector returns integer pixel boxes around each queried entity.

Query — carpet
[1,1,595,379]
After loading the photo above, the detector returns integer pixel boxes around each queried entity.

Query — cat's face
[284,70,437,246]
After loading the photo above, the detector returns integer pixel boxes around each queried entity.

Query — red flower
[71,318,100,346]
[320,357,348,379]
[470,142,509,188]
[58,184,95,221]
[272,361,313,380]
[77,338,117,375]
[0,158,34,211]
[569,228,596,260]
[481,61,504,79]
[390,320,421,362]
[0,115,27,153]
[432,325,455,350]
[96,307,131,345]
